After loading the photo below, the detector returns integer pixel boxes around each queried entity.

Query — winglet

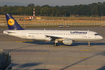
[5,14,24,30]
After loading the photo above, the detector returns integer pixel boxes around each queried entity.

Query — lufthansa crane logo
[8,19,15,26]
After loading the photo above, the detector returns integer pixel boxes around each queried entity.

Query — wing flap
[45,35,72,42]
[45,35,63,39]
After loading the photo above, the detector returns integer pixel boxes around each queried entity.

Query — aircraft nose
[99,36,103,40]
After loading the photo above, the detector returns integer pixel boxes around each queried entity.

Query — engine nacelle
[63,39,73,45]
[45,37,52,41]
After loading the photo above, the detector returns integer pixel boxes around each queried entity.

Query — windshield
[94,34,99,35]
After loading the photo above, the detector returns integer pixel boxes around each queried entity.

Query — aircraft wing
[45,35,65,42]
[45,35,73,44]
[45,35,64,39]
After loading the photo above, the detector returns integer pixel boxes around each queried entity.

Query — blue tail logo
[5,14,24,30]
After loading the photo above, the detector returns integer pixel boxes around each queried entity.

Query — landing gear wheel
[88,42,91,47]
[88,45,91,47]
[53,43,57,46]
[54,39,58,46]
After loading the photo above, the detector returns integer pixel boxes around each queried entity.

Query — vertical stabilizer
[5,14,24,30]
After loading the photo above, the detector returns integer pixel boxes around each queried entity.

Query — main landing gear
[53,43,58,46]
[53,40,58,46]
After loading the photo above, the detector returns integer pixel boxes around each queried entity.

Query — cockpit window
[95,34,99,35]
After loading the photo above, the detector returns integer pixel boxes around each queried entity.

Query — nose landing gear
[88,42,91,47]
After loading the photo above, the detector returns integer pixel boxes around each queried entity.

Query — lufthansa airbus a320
[3,14,103,46]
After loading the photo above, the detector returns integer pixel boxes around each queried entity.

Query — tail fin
[5,14,24,30]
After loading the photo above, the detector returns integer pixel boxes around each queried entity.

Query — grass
[0,15,105,27]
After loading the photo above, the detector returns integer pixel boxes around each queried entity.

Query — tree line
[0,2,105,17]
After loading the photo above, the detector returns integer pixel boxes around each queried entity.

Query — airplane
[3,14,103,46]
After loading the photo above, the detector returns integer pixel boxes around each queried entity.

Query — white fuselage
[3,30,103,42]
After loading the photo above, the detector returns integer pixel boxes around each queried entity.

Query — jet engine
[45,37,52,41]
[63,39,73,45]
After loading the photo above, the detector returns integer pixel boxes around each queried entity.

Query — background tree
[0,2,105,16]
[35,5,41,16]
[27,3,34,7]
[40,6,51,16]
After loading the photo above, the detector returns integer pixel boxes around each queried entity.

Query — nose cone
[99,36,103,40]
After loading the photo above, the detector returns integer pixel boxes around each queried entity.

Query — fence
[0,22,102,27]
